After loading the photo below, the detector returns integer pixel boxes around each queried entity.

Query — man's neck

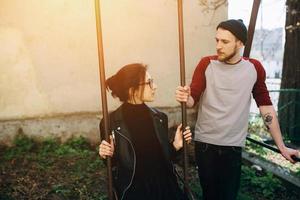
[225,54,242,65]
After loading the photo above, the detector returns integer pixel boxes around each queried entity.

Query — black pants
[195,141,242,200]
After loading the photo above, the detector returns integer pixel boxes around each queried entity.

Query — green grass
[1,134,299,200]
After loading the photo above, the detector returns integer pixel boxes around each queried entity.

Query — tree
[278,0,300,144]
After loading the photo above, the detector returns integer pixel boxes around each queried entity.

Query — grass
[0,134,299,200]
[0,134,106,200]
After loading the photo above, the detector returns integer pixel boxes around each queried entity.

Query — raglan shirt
[191,56,272,147]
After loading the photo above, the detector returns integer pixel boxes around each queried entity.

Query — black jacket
[100,104,179,200]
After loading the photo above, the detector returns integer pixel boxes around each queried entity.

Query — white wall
[0,0,227,120]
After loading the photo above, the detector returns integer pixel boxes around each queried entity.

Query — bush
[240,165,285,199]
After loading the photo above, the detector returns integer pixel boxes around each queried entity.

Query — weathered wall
[0,107,198,145]
[0,0,227,143]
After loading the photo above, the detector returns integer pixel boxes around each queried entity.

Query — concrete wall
[0,0,227,143]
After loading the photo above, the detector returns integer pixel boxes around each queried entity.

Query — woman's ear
[128,87,133,96]
[128,87,138,103]
[128,87,134,100]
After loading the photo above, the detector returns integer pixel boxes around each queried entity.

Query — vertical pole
[243,0,261,57]
[94,0,113,199]
[177,0,189,195]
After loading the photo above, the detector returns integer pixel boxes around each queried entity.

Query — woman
[99,63,192,200]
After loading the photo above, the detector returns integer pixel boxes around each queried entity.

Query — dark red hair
[106,63,147,102]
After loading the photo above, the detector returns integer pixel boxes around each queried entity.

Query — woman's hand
[173,124,192,151]
[99,135,115,159]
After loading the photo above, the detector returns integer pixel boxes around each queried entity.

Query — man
[175,19,299,200]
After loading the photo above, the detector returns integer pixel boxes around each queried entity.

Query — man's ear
[237,40,244,50]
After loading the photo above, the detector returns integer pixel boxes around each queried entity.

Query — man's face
[215,28,242,63]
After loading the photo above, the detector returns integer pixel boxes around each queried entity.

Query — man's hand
[175,86,194,107]
[280,146,300,163]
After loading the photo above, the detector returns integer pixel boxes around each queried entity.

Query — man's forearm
[259,105,285,151]
[186,95,195,108]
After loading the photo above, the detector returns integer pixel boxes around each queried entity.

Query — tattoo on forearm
[263,113,273,129]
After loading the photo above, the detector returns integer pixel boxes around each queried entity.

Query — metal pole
[243,0,261,57]
[94,0,113,199]
[177,0,189,195]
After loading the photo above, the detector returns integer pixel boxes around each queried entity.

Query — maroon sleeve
[190,56,211,104]
[249,58,272,106]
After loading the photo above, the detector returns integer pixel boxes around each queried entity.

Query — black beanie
[217,19,248,45]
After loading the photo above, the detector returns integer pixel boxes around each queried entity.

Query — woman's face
[141,72,157,102]
[131,72,157,103]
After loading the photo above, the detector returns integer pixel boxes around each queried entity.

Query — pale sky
[228,0,286,30]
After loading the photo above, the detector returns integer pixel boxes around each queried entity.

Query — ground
[0,135,299,200]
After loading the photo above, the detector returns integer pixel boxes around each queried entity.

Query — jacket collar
[111,103,164,145]
[112,103,160,123]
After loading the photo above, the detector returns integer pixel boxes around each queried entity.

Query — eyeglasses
[138,78,154,89]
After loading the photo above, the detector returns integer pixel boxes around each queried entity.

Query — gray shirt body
[194,59,259,147]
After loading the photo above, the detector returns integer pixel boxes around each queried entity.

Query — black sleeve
[99,118,105,141]
[99,117,111,142]
[160,112,182,161]
[169,141,183,162]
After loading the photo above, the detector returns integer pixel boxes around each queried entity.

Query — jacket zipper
[114,128,136,200]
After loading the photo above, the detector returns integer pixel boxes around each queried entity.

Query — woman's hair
[106,63,147,102]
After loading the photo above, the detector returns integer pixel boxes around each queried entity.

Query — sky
[228,0,286,30]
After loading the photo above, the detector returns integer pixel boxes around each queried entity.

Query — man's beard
[217,46,238,62]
